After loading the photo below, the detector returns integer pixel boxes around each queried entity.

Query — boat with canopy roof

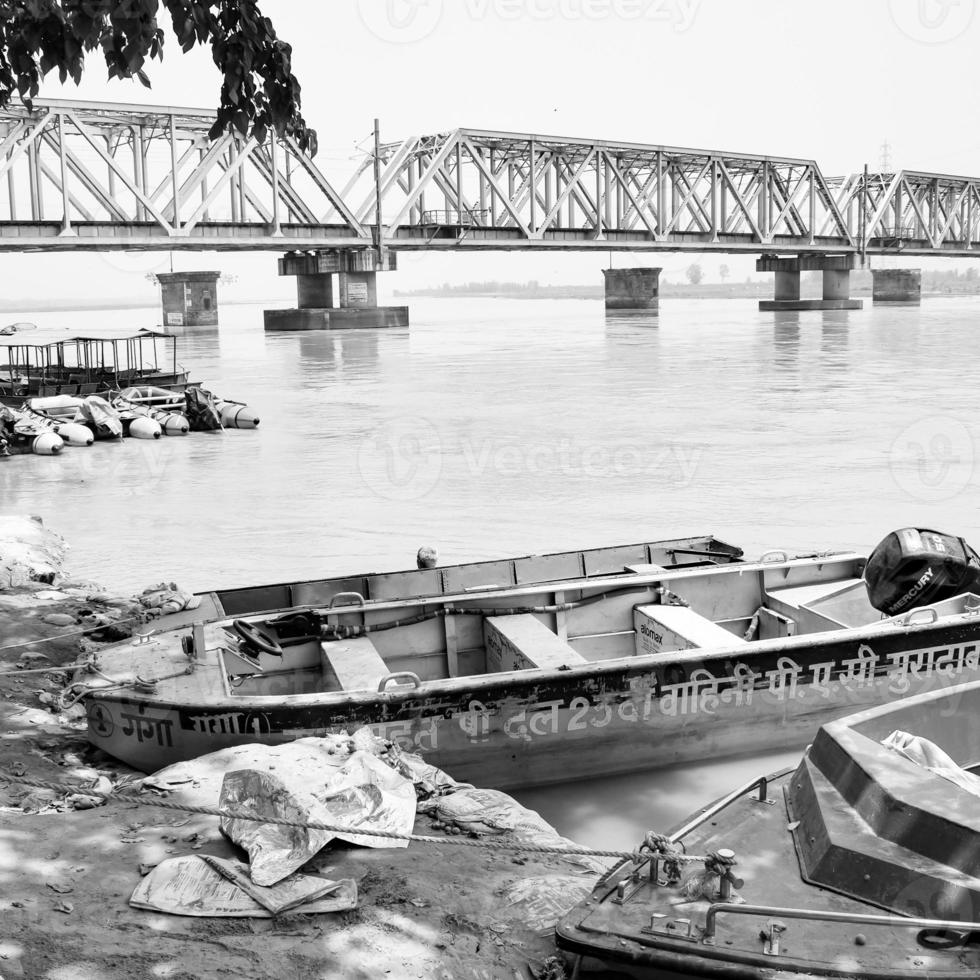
[0,328,192,405]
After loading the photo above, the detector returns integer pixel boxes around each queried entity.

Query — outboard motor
[865,528,980,616]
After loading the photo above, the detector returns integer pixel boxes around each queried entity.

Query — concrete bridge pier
[602,267,661,312]
[757,254,863,311]
[872,268,922,305]
[264,249,409,331]
[157,271,220,327]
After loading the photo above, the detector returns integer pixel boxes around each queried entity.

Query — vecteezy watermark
[0,434,176,498]
[887,415,974,503]
[357,419,702,502]
[358,0,701,43]
[357,0,445,44]
[357,416,444,502]
[888,0,975,44]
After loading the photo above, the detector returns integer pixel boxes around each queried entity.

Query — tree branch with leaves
[0,0,316,154]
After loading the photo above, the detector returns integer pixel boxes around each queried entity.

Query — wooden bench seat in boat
[320,637,390,692]
[633,604,747,656]
[484,614,588,673]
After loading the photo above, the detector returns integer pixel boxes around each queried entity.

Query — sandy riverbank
[0,517,597,980]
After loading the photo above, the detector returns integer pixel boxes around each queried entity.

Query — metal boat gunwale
[222,551,862,621]
[100,609,976,713]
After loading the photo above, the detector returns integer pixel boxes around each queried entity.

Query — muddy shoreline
[0,517,591,980]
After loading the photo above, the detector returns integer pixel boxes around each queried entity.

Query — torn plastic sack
[419,787,610,874]
[129,855,356,917]
[882,729,980,796]
[219,748,417,886]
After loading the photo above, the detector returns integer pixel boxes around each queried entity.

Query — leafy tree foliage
[0,1,316,154]
[685,262,703,285]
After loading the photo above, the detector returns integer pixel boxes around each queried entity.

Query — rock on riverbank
[0,517,596,979]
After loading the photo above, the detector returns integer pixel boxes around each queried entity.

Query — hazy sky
[3,0,979,303]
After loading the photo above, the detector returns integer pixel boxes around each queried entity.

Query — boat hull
[85,617,980,787]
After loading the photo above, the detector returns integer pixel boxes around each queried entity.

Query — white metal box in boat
[484,614,587,672]
[633,603,745,656]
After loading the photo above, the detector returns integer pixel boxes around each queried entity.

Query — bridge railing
[419,208,490,227]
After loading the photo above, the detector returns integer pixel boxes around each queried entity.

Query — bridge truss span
[0,100,978,260]
[832,169,980,256]
[0,98,370,251]
[350,128,857,253]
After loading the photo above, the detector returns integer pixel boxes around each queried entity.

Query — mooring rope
[0,770,709,864]
[0,616,141,658]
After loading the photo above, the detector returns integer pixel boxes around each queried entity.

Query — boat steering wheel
[232,619,284,658]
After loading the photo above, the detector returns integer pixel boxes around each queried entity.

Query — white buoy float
[53,421,95,447]
[156,410,190,436]
[32,431,63,456]
[126,416,163,440]
[216,398,260,429]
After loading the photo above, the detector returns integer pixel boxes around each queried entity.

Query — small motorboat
[22,399,94,447]
[114,386,189,436]
[556,675,980,979]
[74,528,980,791]
[2,407,63,455]
[30,393,124,441]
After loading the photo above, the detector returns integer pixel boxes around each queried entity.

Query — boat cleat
[641,912,701,942]
[761,918,787,956]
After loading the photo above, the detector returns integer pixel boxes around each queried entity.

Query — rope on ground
[0,770,708,863]
[0,661,91,677]
[0,616,141,658]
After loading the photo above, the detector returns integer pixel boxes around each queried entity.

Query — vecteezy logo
[357,0,444,44]
[888,0,975,44]
[888,416,974,502]
[357,416,443,502]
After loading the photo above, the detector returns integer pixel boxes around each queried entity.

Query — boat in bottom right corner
[556,676,980,979]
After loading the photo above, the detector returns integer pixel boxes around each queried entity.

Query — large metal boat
[73,536,980,789]
[0,329,191,404]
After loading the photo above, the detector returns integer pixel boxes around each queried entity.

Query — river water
[3,295,977,848]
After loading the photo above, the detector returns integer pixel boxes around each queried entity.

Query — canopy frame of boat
[0,329,188,403]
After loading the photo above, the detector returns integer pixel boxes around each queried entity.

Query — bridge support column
[872,268,921,305]
[757,254,862,311]
[157,271,220,327]
[774,270,801,303]
[602,267,661,312]
[264,250,409,331]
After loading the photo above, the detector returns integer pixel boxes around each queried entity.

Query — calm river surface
[4,295,977,848]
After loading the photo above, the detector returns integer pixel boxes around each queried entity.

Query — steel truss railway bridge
[0,98,968,318]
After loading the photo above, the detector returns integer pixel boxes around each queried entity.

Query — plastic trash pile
[131,727,609,923]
